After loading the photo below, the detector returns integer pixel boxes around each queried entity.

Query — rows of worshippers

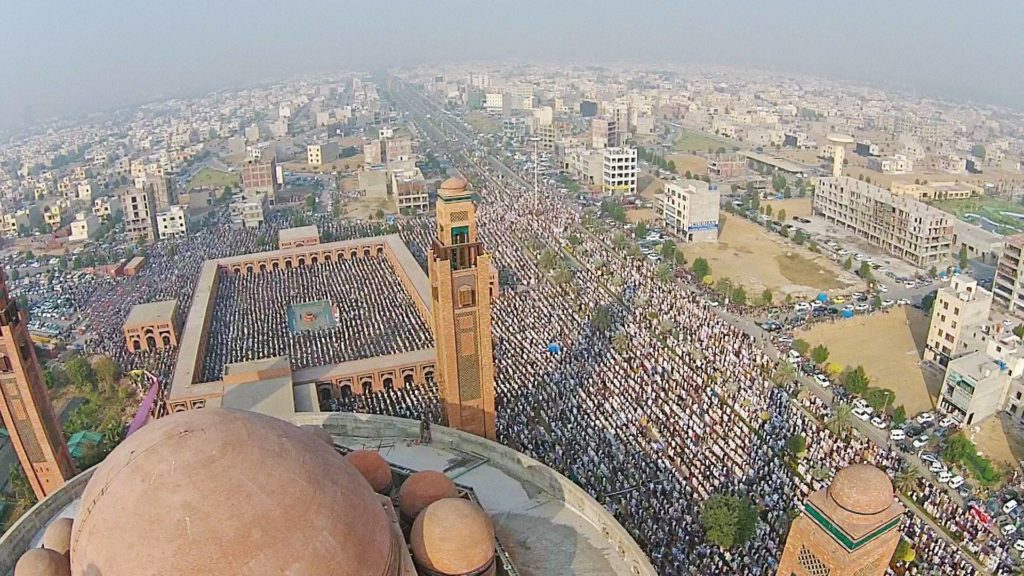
[200,252,432,382]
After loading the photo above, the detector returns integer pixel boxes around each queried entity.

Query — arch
[245,265,254,275]
[272,261,280,271]
[259,263,267,273]
[143,326,155,335]
[382,376,394,390]
[362,248,371,258]
[349,250,357,259]
[285,259,293,269]
[232,265,241,275]
[324,253,332,263]
[403,373,415,386]
[317,385,332,404]
[172,403,188,413]
[423,368,434,382]
[376,246,385,256]
[160,333,172,347]
[340,384,352,398]
[146,335,157,349]
[310,256,318,265]
[131,338,141,352]
[361,381,373,395]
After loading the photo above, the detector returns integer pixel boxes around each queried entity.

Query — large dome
[828,463,894,515]
[41,518,73,558]
[410,498,495,575]
[344,450,393,494]
[15,548,69,576]
[438,177,468,198]
[70,408,399,576]
[398,470,459,521]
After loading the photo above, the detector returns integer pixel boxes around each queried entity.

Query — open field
[928,196,1024,235]
[971,413,1024,468]
[189,167,240,190]
[343,196,395,220]
[763,197,813,219]
[626,208,659,223]
[801,306,938,416]
[685,214,856,300]
[666,154,708,178]
[465,111,501,135]
[673,130,738,154]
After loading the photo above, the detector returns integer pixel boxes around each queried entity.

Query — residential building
[813,176,953,267]
[940,350,1015,426]
[390,166,429,214]
[69,212,100,242]
[994,234,1024,315]
[591,116,618,149]
[0,209,33,237]
[156,205,189,239]
[358,167,389,198]
[43,200,69,230]
[307,142,339,167]
[566,148,604,187]
[93,196,122,220]
[241,158,279,200]
[229,192,267,229]
[483,92,503,112]
[119,187,156,242]
[889,181,978,201]
[867,154,913,174]
[707,155,746,179]
[602,147,638,196]
[924,275,993,367]
[656,180,720,243]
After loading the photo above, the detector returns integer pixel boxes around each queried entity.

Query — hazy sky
[2,0,1022,129]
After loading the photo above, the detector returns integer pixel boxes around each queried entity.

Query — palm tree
[538,249,558,272]
[772,359,796,386]
[894,467,920,495]
[551,266,572,286]
[612,331,630,354]
[826,403,853,438]
[655,263,674,283]
[592,304,615,333]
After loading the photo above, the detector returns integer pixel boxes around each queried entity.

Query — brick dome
[410,498,495,575]
[41,518,73,558]
[15,548,70,576]
[438,177,468,198]
[345,450,393,494]
[69,408,400,576]
[398,471,459,521]
[828,463,894,515]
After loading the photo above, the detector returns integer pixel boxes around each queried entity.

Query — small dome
[300,424,334,447]
[14,548,70,576]
[439,177,468,198]
[828,464,894,515]
[398,471,459,520]
[70,408,398,576]
[41,518,73,557]
[411,498,495,575]
[345,450,393,493]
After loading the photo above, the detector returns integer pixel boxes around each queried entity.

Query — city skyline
[2,0,1023,130]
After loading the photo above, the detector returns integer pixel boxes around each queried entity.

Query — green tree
[894,468,920,495]
[792,339,811,356]
[929,265,938,278]
[826,403,853,437]
[792,230,807,245]
[551,266,572,286]
[841,366,871,395]
[810,344,829,365]
[660,239,677,260]
[1014,325,1024,339]
[864,387,896,411]
[958,245,969,269]
[612,331,630,354]
[692,257,711,280]
[538,249,558,272]
[843,257,852,271]
[786,434,807,457]
[592,304,615,333]
[93,356,120,390]
[891,405,907,426]
[858,261,873,280]
[374,209,385,221]
[777,209,786,222]
[700,494,757,549]
[44,365,69,390]
[764,205,773,218]
[8,269,18,282]
[633,221,649,239]
[731,286,747,306]
[65,355,96,390]
[715,278,733,297]
[761,288,773,305]
[655,263,674,283]
[922,291,937,313]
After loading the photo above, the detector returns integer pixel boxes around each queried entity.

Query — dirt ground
[666,154,708,178]
[685,214,856,300]
[626,208,659,223]
[801,306,939,416]
[971,413,1024,467]
[763,197,813,219]
[638,177,664,200]
[343,196,394,220]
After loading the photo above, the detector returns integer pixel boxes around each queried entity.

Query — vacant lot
[626,208,659,223]
[801,306,938,416]
[686,214,856,300]
[189,167,240,190]
[971,413,1024,467]
[674,130,737,154]
[763,197,813,219]
[666,154,708,178]
[465,111,501,135]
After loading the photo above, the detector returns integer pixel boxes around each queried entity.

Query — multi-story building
[93,196,122,220]
[940,345,1019,427]
[814,176,953,268]
[307,142,339,167]
[229,192,267,229]
[0,209,32,238]
[156,205,189,239]
[889,181,978,201]
[602,147,638,196]
[69,212,100,242]
[867,154,913,174]
[924,275,992,367]
[241,158,279,202]
[119,187,156,242]
[656,180,720,243]
[994,234,1024,315]
[43,200,69,230]
[707,155,746,179]
[391,166,429,214]
[591,116,618,149]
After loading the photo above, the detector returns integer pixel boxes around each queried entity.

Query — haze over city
[3,0,1024,130]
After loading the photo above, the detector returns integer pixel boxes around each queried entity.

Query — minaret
[777,464,904,576]
[428,177,496,440]
[0,270,75,499]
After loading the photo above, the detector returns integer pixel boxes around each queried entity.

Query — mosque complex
[0,178,903,575]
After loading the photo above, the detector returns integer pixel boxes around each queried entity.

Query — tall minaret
[428,177,496,440]
[777,464,904,576]
[0,270,75,499]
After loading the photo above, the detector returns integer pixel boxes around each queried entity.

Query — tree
[8,269,18,282]
[1014,325,1024,339]
[374,209,385,221]
[786,434,807,457]
[65,355,96,390]
[792,339,810,356]
[792,230,807,245]
[612,331,630,354]
[764,205,773,218]
[894,468,920,495]
[929,265,938,278]
[826,403,853,437]
[841,365,870,395]
[731,286,747,306]
[922,291,937,313]
[551,266,572,286]
[633,221,649,239]
[891,538,916,564]
[843,257,852,271]
[777,209,786,222]
[592,304,615,333]
[44,365,69,390]
[864,387,895,412]
[93,356,121,392]
[655,263,674,283]
[715,278,733,297]
[891,405,907,426]
[692,257,711,280]
[660,239,677,260]
[858,261,873,280]
[810,344,829,365]
[772,359,796,386]
[958,245,969,270]
[700,494,757,549]
[538,249,558,272]
[761,288,773,305]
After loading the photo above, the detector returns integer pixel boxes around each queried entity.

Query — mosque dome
[345,450,394,494]
[398,470,459,521]
[69,408,399,576]
[14,548,69,576]
[828,463,895,515]
[40,518,73,558]
[439,177,468,198]
[410,498,495,575]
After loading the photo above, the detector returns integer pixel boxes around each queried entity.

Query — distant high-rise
[0,270,75,499]
[428,177,496,440]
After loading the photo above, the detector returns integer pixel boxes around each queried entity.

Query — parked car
[1014,539,1024,553]
[949,476,965,489]
[929,461,947,474]
[1003,523,1019,536]
[938,416,958,428]
[912,434,931,449]
[870,415,888,429]
[920,452,940,465]
[813,374,831,388]
[853,407,873,421]
[916,412,936,425]
[889,429,906,441]
[937,470,953,483]
[1005,500,1019,515]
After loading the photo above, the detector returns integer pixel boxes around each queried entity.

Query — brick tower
[428,177,496,440]
[777,464,904,576]
[0,270,75,499]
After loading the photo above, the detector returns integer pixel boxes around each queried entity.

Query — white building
[156,205,189,239]
[69,212,101,242]
[602,147,638,196]
[230,192,267,229]
[484,93,503,112]
[657,180,721,243]
[868,154,914,174]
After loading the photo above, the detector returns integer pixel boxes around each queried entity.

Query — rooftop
[278,225,320,244]
[122,299,177,328]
